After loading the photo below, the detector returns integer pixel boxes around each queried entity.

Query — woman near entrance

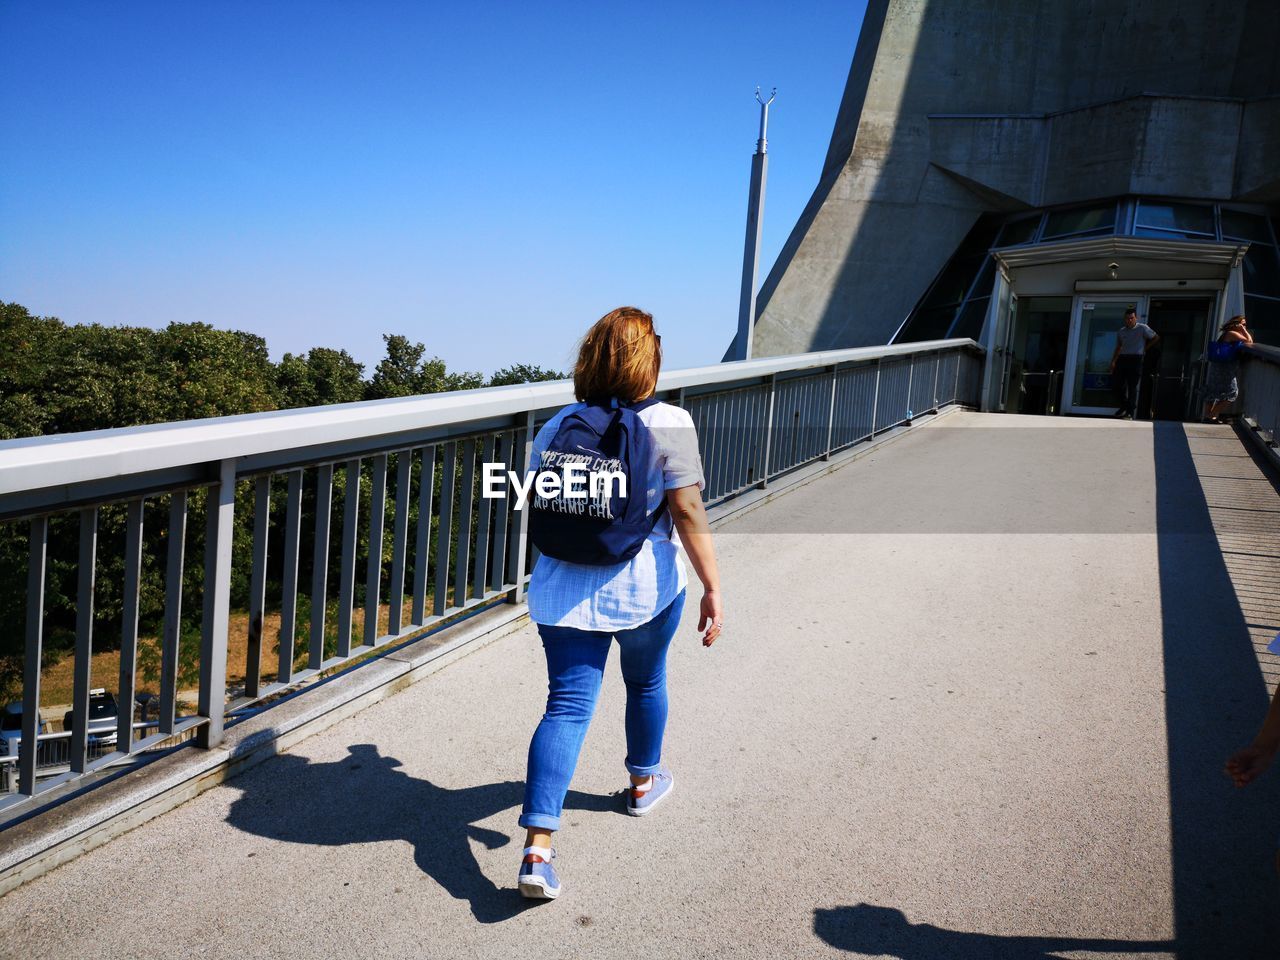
[1202,314,1254,423]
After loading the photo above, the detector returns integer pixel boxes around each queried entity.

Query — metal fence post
[757,374,777,489]
[511,410,536,603]
[197,459,235,749]
[19,516,47,795]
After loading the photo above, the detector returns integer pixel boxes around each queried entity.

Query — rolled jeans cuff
[517,811,561,831]
[625,757,663,776]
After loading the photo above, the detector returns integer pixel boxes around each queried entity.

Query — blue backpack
[528,397,667,565]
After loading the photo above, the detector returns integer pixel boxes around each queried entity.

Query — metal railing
[0,338,983,811]
[1239,343,1280,454]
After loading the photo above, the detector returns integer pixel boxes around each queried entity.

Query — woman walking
[1202,314,1254,422]
[515,306,722,900]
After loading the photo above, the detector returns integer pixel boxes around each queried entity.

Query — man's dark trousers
[1114,354,1143,416]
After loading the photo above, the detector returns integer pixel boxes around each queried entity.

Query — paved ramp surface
[3,413,1278,959]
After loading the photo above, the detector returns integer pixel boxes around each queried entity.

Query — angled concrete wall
[750,0,1280,357]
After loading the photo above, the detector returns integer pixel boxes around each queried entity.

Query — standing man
[1108,307,1160,420]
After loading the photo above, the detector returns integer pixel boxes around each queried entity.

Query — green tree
[366,334,484,399]
[488,363,567,386]
[277,347,366,409]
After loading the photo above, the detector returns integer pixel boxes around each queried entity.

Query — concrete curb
[0,403,967,896]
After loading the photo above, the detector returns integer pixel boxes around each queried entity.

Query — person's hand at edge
[699,589,723,647]
[1225,741,1278,787]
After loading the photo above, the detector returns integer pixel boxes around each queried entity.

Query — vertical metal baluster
[388,453,411,636]
[736,389,751,491]
[747,386,757,483]
[489,433,511,590]
[160,492,186,735]
[473,434,496,597]
[720,392,735,496]
[510,414,535,602]
[434,442,458,615]
[117,499,144,753]
[70,509,97,773]
[954,349,963,403]
[780,384,790,470]
[309,464,333,670]
[931,353,941,411]
[905,356,915,423]
[871,360,883,434]
[800,377,810,458]
[759,375,776,488]
[795,379,806,462]
[19,517,47,796]
[700,395,716,497]
[411,446,435,624]
[723,391,739,494]
[245,476,269,699]
[277,471,303,683]
[709,393,725,498]
[454,439,477,607]
[825,367,838,460]
[364,454,388,646]
[197,460,235,749]
[337,459,360,658]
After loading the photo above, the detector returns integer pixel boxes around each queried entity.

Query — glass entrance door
[1063,296,1147,415]
[1144,297,1213,420]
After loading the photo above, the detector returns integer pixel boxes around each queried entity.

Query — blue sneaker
[626,767,674,817]
[517,846,560,900]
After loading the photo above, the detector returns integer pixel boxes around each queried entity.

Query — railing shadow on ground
[222,742,617,924]
[813,904,1173,959]
[1152,422,1280,957]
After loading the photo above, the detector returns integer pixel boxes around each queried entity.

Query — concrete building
[750,0,1280,419]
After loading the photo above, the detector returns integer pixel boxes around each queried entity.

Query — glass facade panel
[952,297,990,340]
[1220,209,1274,243]
[1135,200,1215,237]
[1243,245,1280,299]
[1042,203,1116,239]
[996,216,1040,247]
[920,254,985,309]
[1243,295,1280,343]
[898,306,958,343]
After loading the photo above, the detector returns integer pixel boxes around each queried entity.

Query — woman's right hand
[1225,742,1277,787]
[698,589,723,647]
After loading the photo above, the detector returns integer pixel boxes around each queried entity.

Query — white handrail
[0,339,979,499]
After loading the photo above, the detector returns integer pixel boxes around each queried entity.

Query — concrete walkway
[2,413,1278,959]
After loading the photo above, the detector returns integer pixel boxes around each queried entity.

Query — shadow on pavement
[223,743,618,923]
[1152,423,1280,956]
[813,904,1172,959]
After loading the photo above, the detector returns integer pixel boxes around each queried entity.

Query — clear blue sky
[0,1,864,378]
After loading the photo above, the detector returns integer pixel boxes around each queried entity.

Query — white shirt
[525,400,704,631]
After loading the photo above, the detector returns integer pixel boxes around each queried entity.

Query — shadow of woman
[814,904,1174,959]
[224,743,618,923]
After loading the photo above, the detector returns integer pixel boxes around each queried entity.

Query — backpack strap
[621,396,663,413]
[619,396,670,525]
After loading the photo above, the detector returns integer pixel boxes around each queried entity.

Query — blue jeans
[519,590,686,831]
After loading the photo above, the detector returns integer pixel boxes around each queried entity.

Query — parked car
[0,701,48,759]
[62,689,120,747]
